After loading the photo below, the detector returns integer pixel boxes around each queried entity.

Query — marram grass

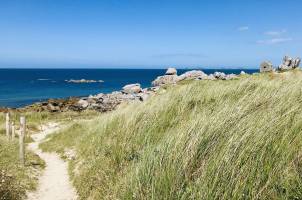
[41,71,302,199]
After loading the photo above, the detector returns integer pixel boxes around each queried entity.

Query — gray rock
[278,56,301,71]
[225,74,238,80]
[165,67,177,75]
[214,72,227,80]
[148,87,160,92]
[179,70,208,80]
[240,71,246,75]
[77,99,89,108]
[137,93,149,101]
[260,61,273,73]
[206,74,216,80]
[122,83,142,94]
[47,103,60,112]
[151,75,180,87]
[294,58,301,67]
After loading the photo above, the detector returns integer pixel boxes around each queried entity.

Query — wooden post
[19,116,26,166]
[11,122,15,139]
[5,113,11,140]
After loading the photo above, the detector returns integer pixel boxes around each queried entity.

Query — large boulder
[278,56,301,71]
[165,67,177,75]
[122,83,142,94]
[152,75,180,87]
[179,70,208,80]
[260,61,273,73]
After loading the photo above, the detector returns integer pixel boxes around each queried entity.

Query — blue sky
[0,0,301,68]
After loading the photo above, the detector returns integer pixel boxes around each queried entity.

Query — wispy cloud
[257,37,293,45]
[152,53,206,59]
[264,29,287,36]
[238,26,249,31]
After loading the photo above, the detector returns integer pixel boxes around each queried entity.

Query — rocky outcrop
[72,88,154,112]
[4,67,245,113]
[165,68,177,75]
[122,83,142,94]
[179,70,208,80]
[260,61,273,73]
[213,72,238,80]
[277,56,301,71]
[152,75,180,87]
[20,98,80,113]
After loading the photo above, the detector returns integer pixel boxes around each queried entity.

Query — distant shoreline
[0,68,259,109]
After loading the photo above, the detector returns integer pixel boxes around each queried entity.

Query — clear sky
[0,0,301,68]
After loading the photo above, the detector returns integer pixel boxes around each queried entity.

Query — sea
[0,68,258,108]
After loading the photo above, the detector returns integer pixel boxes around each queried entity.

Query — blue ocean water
[0,68,258,108]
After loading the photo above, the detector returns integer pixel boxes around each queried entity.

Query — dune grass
[0,110,99,199]
[41,70,302,199]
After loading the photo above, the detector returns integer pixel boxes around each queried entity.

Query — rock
[47,103,60,112]
[214,72,227,80]
[151,75,180,87]
[260,61,273,73]
[137,93,149,101]
[294,58,301,67]
[240,71,246,75]
[122,83,142,94]
[225,74,238,80]
[77,99,89,108]
[65,79,104,83]
[148,87,160,92]
[206,74,216,80]
[179,70,208,80]
[278,56,301,71]
[165,67,177,75]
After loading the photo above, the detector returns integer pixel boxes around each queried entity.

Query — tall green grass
[41,71,302,199]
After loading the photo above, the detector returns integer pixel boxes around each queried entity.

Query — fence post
[11,121,15,139]
[5,113,11,140]
[19,116,26,166]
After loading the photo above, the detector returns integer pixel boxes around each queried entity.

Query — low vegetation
[40,70,302,199]
[0,111,98,199]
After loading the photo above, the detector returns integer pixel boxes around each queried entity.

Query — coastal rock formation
[65,79,104,83]
[122,83,142,94]
[240,71,246,75]
[213,72,237,80]
[20,98,80,113]
[165,67,177,75]
[260,61,273,73]
[278,56,301,71]
[214,72,227,79]
[4,67,247,113]
[152,75,180,87]
[179,70,208,80]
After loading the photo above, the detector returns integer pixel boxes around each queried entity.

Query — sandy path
[27,123,78,200]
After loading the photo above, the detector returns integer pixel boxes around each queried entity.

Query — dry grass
[41,70,302,199]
